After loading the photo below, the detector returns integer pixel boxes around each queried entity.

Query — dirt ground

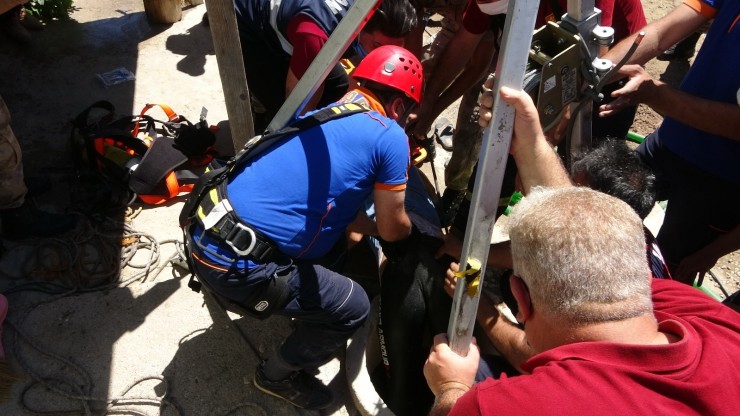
[630,0,739,299]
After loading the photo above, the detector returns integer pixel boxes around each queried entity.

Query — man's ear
[387,97,405,122]
[510,275,532,324]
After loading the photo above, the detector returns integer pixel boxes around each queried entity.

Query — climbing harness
[179,103,369,317]
[71,100,217,205]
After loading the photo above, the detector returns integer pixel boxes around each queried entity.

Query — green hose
[626,131,645,144]
[694,279,723,301]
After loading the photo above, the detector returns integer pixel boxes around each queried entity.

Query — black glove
[172,119,216,159]
[379,223,422,262]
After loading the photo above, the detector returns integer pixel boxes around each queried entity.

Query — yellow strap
[453,258,482,297]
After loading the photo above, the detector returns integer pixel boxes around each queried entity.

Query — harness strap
[179,103,370,265]
[128,127,189,195]
[194,185,278,263]
[184,228,291,320]
[133,103,180,136]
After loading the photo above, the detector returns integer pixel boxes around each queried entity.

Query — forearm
[286,68,323,113]
[417,31,481,133]
[513,139,571,192]
[429,387,468,416]
[603,4,708,66]
[377,212,412,241]
[347,211,379,236]
[486,241,513,270]
[476,295,533,373]
[433,47,494,121]
[642,81,740,141]
[695,223,740,262]
[406,10,426,59]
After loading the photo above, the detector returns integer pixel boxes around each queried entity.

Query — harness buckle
[224,222,258,257]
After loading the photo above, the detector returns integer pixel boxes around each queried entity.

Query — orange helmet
[353,45,423,104]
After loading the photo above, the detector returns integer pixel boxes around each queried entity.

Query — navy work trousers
[191,245,370,370]
[637,133,740,276]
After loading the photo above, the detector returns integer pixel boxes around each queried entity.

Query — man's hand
[599,65,661,117]
[674,247,720,285]
[436,233,464,262]
[424,333,480,397]
[443,262,461,298]
[498,86,547,159]
[407,110,436,144]
[479,80,549,153]
[478,73,495,128]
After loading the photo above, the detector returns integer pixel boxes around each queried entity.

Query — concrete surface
[0,2,359,415]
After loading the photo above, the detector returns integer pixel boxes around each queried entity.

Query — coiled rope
[1,206,267,415]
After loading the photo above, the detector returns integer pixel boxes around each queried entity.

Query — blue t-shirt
[654,0,740,185]
[192,99,409,267]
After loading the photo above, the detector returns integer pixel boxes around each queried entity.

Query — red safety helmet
[353,45,423,104]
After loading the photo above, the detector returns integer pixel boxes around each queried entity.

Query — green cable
[694,279,723,301]
[626,131,645,144]
[504,191,524,216]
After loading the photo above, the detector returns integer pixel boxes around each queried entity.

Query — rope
[1,170,269,415]
[1,206,189,415]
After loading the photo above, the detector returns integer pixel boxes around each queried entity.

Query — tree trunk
[143,0,182,24]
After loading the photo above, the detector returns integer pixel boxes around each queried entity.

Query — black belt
[208,214,278,263]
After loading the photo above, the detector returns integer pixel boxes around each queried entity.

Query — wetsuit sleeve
[286,14,330,79]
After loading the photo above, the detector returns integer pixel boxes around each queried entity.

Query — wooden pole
[204,0,254,154]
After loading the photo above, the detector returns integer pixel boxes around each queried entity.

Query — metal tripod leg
[447,0,541,355]
[266,0,381,133]
[562,0,601,163]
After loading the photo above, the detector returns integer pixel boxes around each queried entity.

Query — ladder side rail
[563,0,601,163]
[447,0,542,355]
[266,0,381,133]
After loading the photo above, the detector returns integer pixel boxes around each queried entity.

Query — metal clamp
[225,222,258,257]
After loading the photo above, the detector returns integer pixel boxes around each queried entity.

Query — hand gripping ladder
[447,0,608,354]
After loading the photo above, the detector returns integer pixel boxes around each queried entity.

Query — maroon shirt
[462,0,646,43]
[451,279,740,415]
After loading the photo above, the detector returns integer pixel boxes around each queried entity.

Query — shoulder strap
[235,102,368,167]
[178,103,368,227]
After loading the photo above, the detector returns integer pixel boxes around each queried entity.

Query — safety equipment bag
[70,100,217,205]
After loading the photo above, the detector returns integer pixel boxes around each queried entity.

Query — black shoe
[253,364,333,410]
[0,202,76,240]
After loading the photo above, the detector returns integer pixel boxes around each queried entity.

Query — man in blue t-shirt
[185,45,424,410]
[601,0,740,284]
